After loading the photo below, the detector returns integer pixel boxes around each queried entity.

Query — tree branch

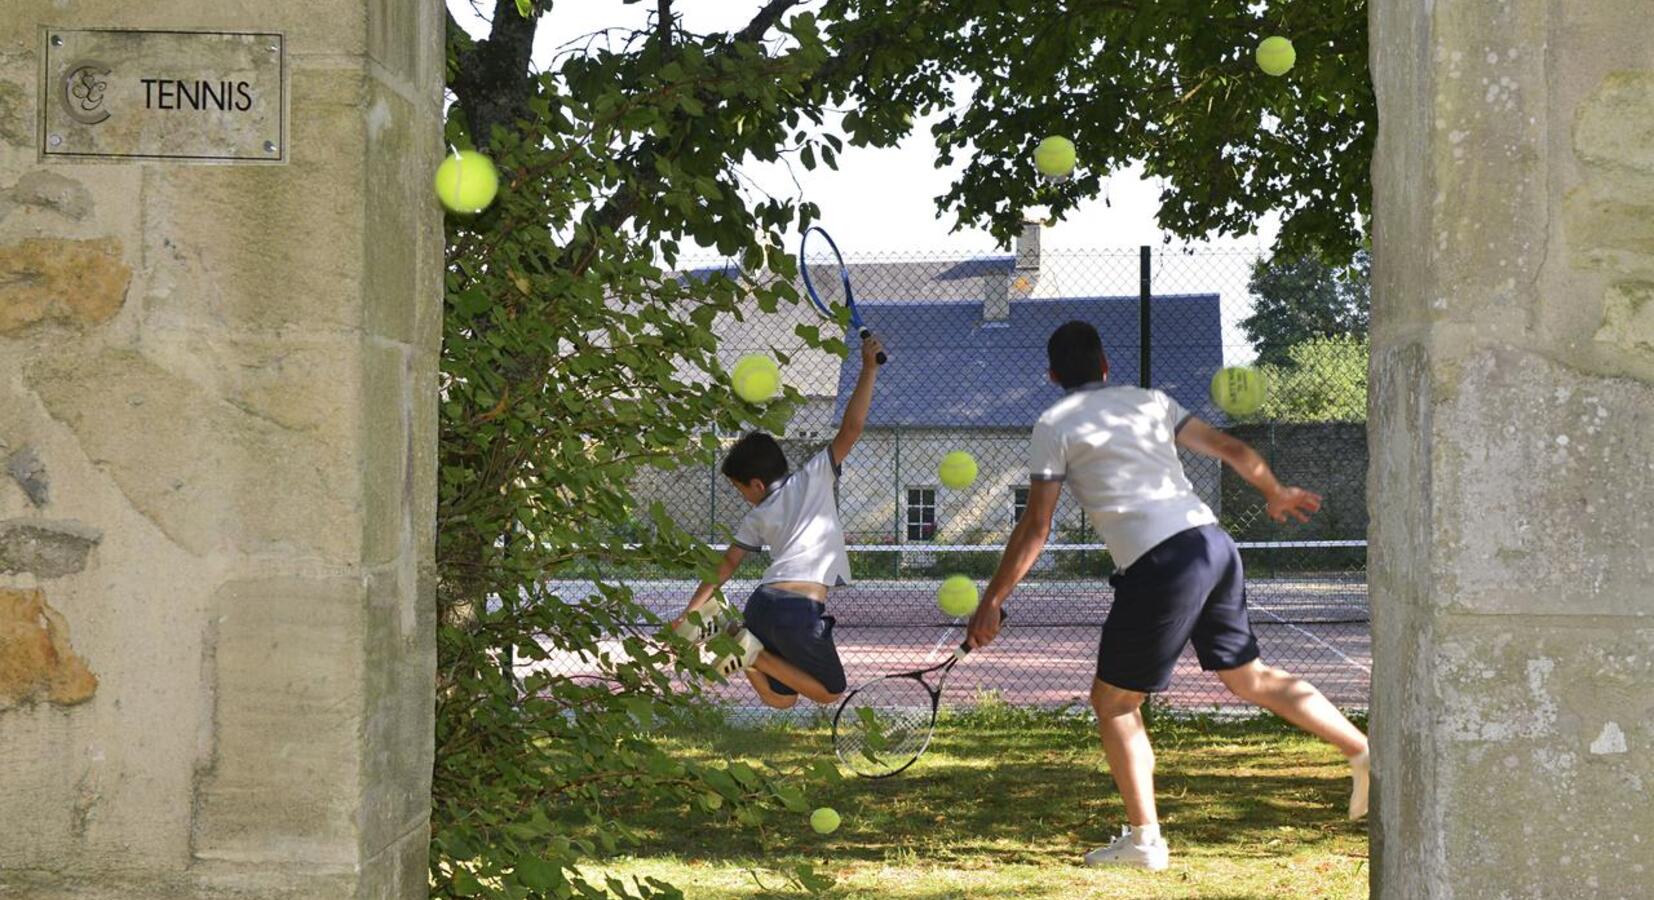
[657,0,673,48]
[448,0,539,150]
[738,0,802,42]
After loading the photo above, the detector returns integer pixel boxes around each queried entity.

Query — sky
[448,1,1278,360]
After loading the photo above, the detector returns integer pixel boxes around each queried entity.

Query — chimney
[1015,218,1042,272]
[986,219,1042,324]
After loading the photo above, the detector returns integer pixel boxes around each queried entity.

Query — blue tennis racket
[799,226,887,365]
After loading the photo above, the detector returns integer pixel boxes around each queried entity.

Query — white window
[905,486,936,541]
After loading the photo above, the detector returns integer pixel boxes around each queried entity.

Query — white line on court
[1250,605,1371,673]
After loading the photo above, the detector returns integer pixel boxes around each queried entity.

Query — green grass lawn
[583,704,1369,899]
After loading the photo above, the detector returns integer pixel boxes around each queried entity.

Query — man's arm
[829,335,884,466]
[672,545,747,629]
[966,480,1061,648]
[1175,417,1322,523]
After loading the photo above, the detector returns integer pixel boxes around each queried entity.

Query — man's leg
[1217,660,1366,756]
[1218,659,1370,818]
[1090,679,1157,827]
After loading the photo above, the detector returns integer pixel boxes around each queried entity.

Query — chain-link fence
[548,240,1370,711]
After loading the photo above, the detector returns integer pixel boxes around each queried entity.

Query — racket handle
[956,608,1007,655]
[859,327,888,366]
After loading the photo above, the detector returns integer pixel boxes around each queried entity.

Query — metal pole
[892,430,902,576]
[1139,245,1152,388]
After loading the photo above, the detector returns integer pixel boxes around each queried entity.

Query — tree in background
[1241,249,1371,367]
[1257,335,1369,422]
[438,1,1375,896]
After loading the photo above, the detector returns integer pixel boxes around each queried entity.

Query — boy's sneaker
[712,624,763,678]
[1349,748,1370,820]
[672,597,728,643]
[1083,827,1169,871]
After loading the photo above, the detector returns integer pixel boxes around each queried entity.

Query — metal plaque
[41,29,285,163]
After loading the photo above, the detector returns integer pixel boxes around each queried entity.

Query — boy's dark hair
[721,432,789,486]
[1047,320,1109,389]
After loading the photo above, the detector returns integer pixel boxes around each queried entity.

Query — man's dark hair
[721,432,789,486]
[1047,320,1110,389]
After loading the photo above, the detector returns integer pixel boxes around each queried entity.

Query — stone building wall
[0,3,443,898]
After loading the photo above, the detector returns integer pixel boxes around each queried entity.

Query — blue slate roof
[833,294,1225,428]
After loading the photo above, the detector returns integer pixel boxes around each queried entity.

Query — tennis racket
[799,226,887,365]
[831,610,1005,778]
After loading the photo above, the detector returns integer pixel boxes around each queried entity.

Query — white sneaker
[711,624,763,678]
[1083,827,1169,871]
[672,597,728,643]
[1349,749,1370,820]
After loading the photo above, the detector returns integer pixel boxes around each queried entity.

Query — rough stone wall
[0,3,442,898]
[1369,1,1654,896]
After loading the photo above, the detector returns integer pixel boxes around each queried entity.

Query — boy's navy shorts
[1097,524,1261,693]
[742,585,847,696]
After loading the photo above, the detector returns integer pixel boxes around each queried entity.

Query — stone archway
[0,5,442,898]
[1368,1,1653,895]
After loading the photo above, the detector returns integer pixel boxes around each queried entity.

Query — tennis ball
[938,451,978,489]
[1211,366,1267,416]
[937,575,979,617]
[810,807,841,835]
[1033,136,1076,178]
[1256,36,1296,77]
[434,150,499,214]
[731,354,781,404]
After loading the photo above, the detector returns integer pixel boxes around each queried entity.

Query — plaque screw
[51,35,63,47]
[264,141,278,153]
[49,134,63,147]
[268,43,279,53]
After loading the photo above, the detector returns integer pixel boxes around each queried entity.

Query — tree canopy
[1241,249,1371,366]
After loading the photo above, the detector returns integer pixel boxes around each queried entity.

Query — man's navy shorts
[742,585,847,696]
[1097,524,1261,693]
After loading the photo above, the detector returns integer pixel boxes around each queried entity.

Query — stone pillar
[1369,1,1653,895]
[0,3,442,898]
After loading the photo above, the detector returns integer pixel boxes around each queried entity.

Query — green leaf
[450,870,484,896]
[515,855,559,890]
[514,0,532,19]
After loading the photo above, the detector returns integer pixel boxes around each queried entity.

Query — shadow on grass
[574,708,1367,874]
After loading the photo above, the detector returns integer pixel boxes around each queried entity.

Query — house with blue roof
[649,226,1229,560]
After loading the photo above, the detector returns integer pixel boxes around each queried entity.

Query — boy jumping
[966,321,1369,870]
[672,336,883,708]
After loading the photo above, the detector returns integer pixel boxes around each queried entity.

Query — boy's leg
[744,668,798,709]
[750,650,840,705]
[1217,660,1367,756]
[1090,679,1157,827]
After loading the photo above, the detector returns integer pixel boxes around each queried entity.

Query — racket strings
[834,677,936,776]
[803,261,845,308]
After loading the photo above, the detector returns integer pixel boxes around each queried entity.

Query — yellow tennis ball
[1256,36,1296,77]
[938,451,978,489]
[937,575,980,617]
[810,807,841,834]
[731,354,781,404]
[1033,136,1076,177]
[1211,366,1267,416]
[434,150,500,214]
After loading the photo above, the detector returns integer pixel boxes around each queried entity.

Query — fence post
[708,460,717,543]
[1139,245,1152,388]
[892,429,902,576]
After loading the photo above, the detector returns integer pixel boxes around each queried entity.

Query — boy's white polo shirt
[732,448,852,587]
[1029,381,1217,571]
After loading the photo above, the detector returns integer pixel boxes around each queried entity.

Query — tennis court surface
[531,567,1370,711]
